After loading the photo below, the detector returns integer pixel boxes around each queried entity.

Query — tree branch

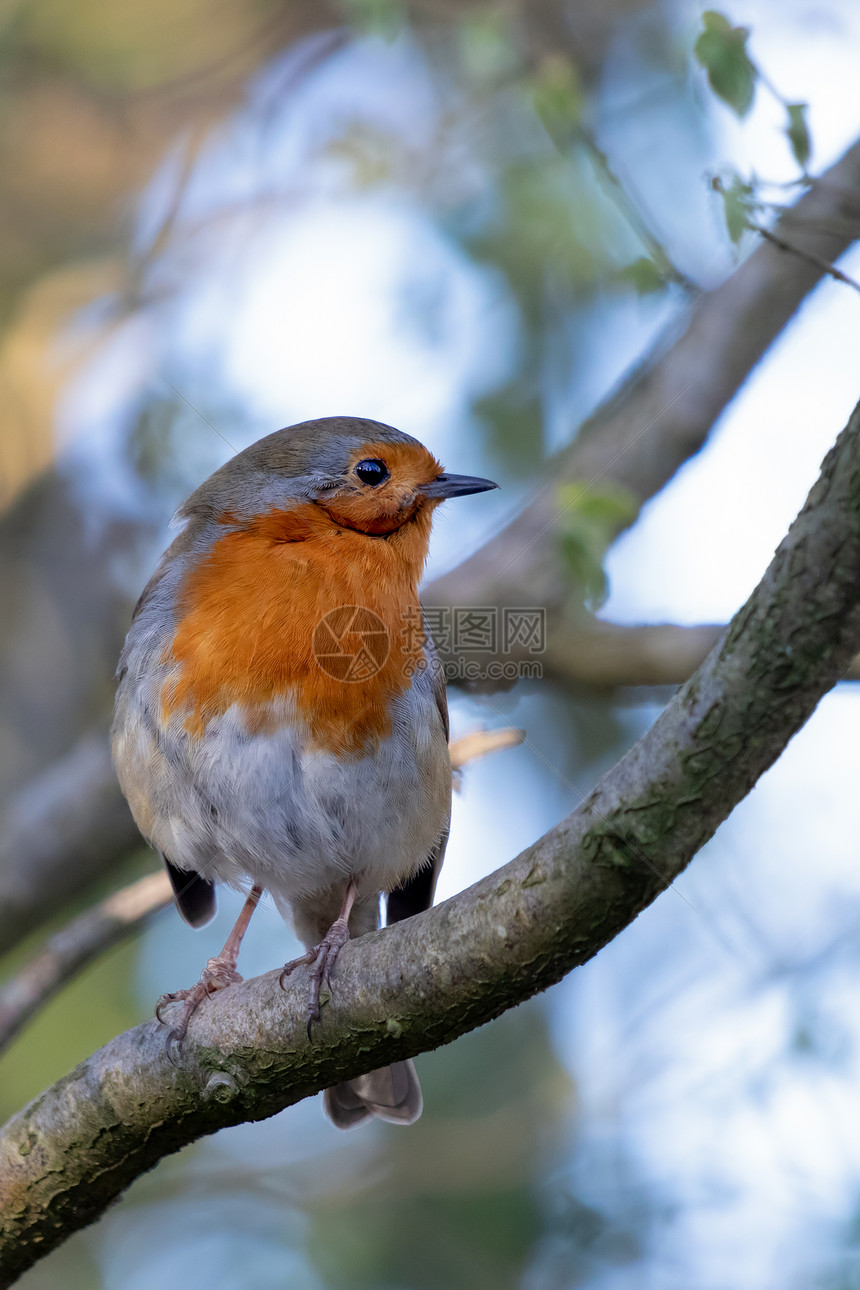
[3,138,860,963]
[424,135,860,615]
[0,873,172,1056]
[3,395,860,1284]
[534,620,860,690]
[0,733,139,958]
[749,220,860,295]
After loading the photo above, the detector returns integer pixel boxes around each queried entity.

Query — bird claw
[165,1026,186,1067]
[279,953,313,989]
[280,916,351,1039]
[154,957,244,1055]
[155,990,185,1026]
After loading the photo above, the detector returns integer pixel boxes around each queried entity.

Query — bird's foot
[155,954,243,1059]
[279,916,351,1039]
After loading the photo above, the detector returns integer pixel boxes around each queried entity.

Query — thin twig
[0,873,172,1055]
[448,727,525,772]
[749,220,860,295]
[578,126,700,293]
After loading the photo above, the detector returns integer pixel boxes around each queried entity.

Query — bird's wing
[427,620,450,741]
[162,854,217,928]
[386,826,449,925]
[387,629,449,924]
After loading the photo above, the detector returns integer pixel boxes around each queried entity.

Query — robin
[112,416,497,1128]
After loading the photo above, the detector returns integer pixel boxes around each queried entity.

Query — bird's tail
[324,1059,422,1129]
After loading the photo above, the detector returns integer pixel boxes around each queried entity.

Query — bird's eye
[354,458,389,486]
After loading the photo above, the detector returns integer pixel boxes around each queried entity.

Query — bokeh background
[2,1,860,1286]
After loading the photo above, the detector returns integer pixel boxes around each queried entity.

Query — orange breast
[160,503,433,755]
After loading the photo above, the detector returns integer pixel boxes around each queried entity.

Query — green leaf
[467,153,612,315]
[532,53,584,147]
[326,124,402,187]
[620,257,665,295]
[556,482,638,610]
[474,383,544,469]
[694,10,757,117]
[459,11,517,84]
[715,173,756,244]
[785,102,811,169]
[340,0,404,40]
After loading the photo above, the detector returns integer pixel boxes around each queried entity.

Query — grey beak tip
[425,473,500,500]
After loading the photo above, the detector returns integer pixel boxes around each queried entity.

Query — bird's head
[178,416,497,539]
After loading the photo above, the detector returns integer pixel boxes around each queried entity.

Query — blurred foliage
[694,10,757,118]
[712,171,757,246]
[341,0,406,42]
[785,100,812,171]
[618,255,665,294]
[0,0,691,791]
[0,0,336,505]
[306,1003,573,1290]
[557,482,638,611]
[531,52,586,146]
[0,0,675,506]
[695,9,815,247]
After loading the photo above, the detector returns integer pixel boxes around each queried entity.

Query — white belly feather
[112,668,451,910]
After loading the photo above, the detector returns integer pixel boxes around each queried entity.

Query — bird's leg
[156,884,263,1056]
[280,877,358,1038]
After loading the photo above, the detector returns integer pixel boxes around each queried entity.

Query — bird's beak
[421,473,499,499]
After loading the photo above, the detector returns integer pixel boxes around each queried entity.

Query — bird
[111,415,497,1128]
